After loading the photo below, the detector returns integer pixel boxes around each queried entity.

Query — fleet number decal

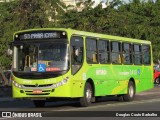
[96,70,107,75]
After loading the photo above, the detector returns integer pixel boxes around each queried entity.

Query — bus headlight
[61,77,69,84]
[52,77,69,88]
[12,81,23,88]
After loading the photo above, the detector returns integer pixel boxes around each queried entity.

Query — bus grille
[23,84,53,87]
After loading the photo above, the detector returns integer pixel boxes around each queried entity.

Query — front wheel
[80,83,93,107]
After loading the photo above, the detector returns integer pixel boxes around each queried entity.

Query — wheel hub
[86,89,92,102]
[129,85,134,98]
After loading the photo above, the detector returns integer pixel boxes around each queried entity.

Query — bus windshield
[13,42,69,73]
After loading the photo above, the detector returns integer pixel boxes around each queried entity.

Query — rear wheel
[123,81,135,101]
[117,95,124,101]
[80,83,93,107]
[118,81,135,102]
[33,100,45,107]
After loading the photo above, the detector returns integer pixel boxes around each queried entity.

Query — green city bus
[11,28,153,107]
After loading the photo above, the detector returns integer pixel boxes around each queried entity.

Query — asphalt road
[0,85,160,119]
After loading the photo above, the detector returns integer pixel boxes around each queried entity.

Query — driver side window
[72,46,83,64]
[71,36,84,75]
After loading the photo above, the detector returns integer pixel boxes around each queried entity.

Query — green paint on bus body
[12,28,153,99]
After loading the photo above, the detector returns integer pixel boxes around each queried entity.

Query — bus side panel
[71,64,154,98]
[122,65,153,93]
[108,65,128,95]
[70,66,87,98]
[85,65,110,96]
[85,64,128,96]
[134,65,153,93]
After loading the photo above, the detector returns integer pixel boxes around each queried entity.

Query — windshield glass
[13,43,69,72]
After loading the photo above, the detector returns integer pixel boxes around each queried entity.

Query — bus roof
[14,28,151,44]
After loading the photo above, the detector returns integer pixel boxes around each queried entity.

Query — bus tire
[80,82,93,107]
[117,95,124,101]
[33,100,45,107]
[123,81,135,101]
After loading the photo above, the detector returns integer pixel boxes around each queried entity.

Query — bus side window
[133,44,142,65]
[86,38,98,64]
[72,47,83,64]
[71,36,84,75]
[98,40,110,64]
[122,43,132,64]
[111,42,121,64]
[142,45,150,64]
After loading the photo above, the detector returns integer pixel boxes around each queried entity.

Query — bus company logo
[35,83,39,87]
[96,70,107,75]
[2,112,12,118]
[137,69,141,76]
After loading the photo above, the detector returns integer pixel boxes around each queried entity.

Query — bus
[10,28,153,107]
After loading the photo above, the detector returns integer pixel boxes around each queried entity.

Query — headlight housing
[52,77,69,88]
[12,80,23,88]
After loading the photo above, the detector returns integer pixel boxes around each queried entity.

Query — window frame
[133,44,142,65]
[86,37,98,64]
[111,41,122,64]
[70,35,84,75]
[141,44,151,65]
[98,39,110,64]
[122,42,133,65]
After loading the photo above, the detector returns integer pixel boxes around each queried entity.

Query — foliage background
[0,0,160,69]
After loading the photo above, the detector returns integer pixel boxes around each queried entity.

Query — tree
[12,0,66,29]
[0,1,16,85]
[58,0,121,33]
[118,0,160,62]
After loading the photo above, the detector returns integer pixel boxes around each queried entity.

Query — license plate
[33,90,42,94]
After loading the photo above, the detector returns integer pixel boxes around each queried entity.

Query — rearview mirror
[7,48,13,56]
[7,42,13,56]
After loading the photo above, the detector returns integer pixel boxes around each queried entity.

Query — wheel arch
[85,78,95,97]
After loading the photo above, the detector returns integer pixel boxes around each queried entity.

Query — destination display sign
[23,33,60,39]
[15,31,67,40]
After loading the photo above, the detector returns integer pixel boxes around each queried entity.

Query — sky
[93,0,129,6]
[101,0,129,3]
[98,0,128,2]
[92,0,129,8]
